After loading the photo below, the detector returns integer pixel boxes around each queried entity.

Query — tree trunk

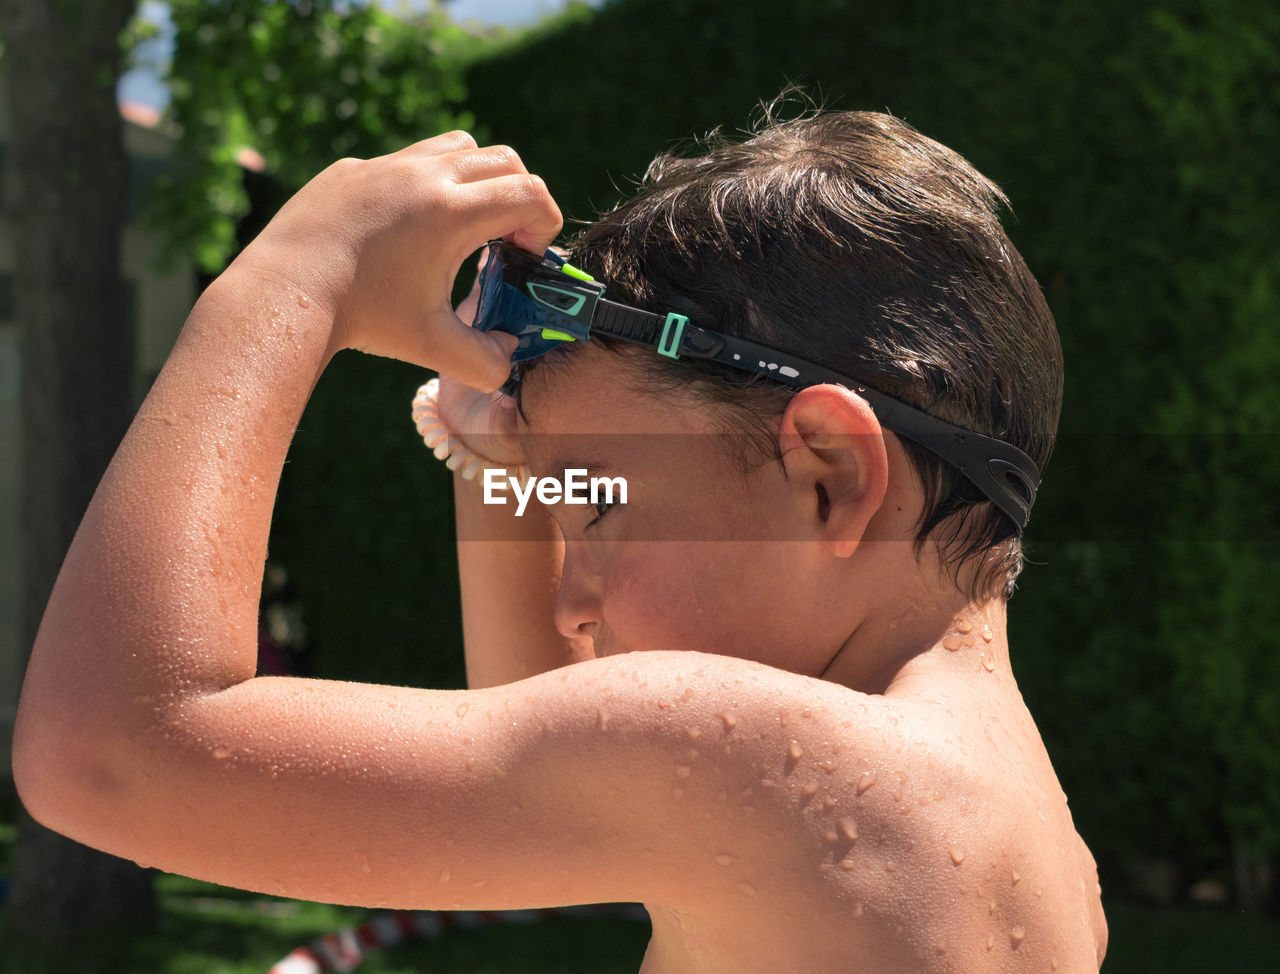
[0,0,155,936]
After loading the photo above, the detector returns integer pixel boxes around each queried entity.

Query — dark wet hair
[520,101,1062,599]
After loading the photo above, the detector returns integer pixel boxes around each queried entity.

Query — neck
[820,556,1011,697]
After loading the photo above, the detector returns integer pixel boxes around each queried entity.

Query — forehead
[516,349,714,437]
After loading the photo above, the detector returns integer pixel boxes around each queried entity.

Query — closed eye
[585,501,616,531]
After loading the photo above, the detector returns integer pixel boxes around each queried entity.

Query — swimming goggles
[472,240,1041,531]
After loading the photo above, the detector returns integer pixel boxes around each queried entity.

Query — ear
[777,385,889,558]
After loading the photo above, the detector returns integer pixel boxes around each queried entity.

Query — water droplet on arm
[950,846,967,865]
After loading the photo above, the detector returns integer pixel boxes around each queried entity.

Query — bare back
[633,660,1106,973]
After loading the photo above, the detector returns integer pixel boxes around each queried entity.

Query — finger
[396,129,478,158]
[452,172,563,256]
[489,394,520,452]
[441,144,529,185]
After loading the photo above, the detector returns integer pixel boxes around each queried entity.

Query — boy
[15,110,1107,972]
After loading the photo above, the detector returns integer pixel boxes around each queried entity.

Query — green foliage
[151,0,475,272]
[272,353,470,689]
[1131,0,1280,868]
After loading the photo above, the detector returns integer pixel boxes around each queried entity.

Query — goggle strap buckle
[658,313,688,359]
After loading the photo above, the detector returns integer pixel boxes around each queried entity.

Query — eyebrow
[540,458,613,477]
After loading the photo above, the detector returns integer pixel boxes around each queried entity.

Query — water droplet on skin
[981,624,994,642]
[1051,957,1059,970]
[982,655,996,672]
[1010,926,1025,948]
[950,846,967,865]
[852,902,865,918]
[825,829,839,843]
[297,294,311,308]
[788,740,804,761]
[1011,869,1021,884]
[857,773,877,795]
[719,712,738,730]
[943,634,963,651]
[986,934,995,951]
[956,619,973,634]
[456,702,469,718]
[212,745,232,760]
[216,442,227,459]
[839,857,857,871]
[883,862,896,874]
[839,817,859,841]
[686,726,702,740]
[715,853,736,866]
[759,778,776,789]
[802,781,819,797]
[597,707,610,730]
[737,881,757,896]
[675,765,691,779]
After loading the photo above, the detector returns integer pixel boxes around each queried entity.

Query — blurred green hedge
[270,0,1280,904]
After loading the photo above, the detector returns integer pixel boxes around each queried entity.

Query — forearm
[454,474,592,688]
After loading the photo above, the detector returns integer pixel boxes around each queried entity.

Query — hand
[233,131,562,392]
[437,259,525,468]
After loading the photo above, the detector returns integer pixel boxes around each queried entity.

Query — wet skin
[13,136,1106,974]
[497,351,1110,972]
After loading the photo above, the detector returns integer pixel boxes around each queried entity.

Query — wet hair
[519,101,1062,600]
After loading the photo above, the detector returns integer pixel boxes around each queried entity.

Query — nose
[554,541,603,640]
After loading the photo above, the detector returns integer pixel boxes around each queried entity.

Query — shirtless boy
[14,109,1107,972]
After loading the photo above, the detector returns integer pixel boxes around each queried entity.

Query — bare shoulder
[629,657,1108,972]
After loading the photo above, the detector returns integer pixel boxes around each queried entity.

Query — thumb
[438,320,519,392]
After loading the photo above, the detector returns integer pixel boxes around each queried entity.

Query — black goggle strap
[588,298,1039,531]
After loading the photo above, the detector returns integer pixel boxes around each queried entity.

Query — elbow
[12,695,137,851]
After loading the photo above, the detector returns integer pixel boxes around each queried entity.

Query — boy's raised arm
[11,134,900,922]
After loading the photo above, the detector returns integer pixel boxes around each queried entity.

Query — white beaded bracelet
[411,378,527,482]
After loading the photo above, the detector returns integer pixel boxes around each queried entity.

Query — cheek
[602,544,808,660]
